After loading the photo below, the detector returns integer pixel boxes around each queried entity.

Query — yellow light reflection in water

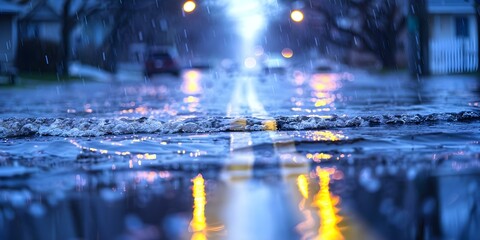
[190,174,207,239]
[182,70,203,95]
[306,153,332,162]
[307,73,342,112]
[296,174,316,239]
[314,98,334,107]
[310,74,339,92]
[314,167,344,240]
[297,174,309,199]
[263,120,277,131]
[310,131,345,142]
[135,171,171,183]
[191,232,207,240]
[136,153,157,160]
[184,96,200,103]
[230,118,247,131]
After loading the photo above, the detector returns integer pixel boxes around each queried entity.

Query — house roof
[0,1,22,14]
[428,0,476,14]
[21,0,60,22]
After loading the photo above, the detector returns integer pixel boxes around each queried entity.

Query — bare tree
[98,0,234,71]
[97,0,184,72]
[60,0,105,76]
[307,0,406,68]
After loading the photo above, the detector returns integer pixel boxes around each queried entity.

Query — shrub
[16,39,61,73]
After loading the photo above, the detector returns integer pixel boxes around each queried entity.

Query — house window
[26,24,39,39]
[455,16,469,38]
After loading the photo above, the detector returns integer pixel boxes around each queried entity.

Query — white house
[428,0,478,74]
[19,0,61,43]
[0,0,21,69]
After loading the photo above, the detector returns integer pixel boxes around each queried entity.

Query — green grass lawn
[0,72,88,88]
[19,72,82,82]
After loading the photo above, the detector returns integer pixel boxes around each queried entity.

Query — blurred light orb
[244,57,257,69]
[254,46,264,56]
[184,69,201,81]
[182,70,202,94]
[183,1,196,13]
[291,10,304,22]
[282,48,294,58]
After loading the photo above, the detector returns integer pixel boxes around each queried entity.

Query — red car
[144,50,181,77]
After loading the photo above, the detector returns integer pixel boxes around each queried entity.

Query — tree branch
[313,2,376,53]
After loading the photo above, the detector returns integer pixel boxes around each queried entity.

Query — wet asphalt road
[0,67,480,240]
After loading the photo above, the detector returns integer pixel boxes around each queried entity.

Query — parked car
[144,49,181,77]
[185,58,215,70]
[262,55,289,75]
[310,59,340,73]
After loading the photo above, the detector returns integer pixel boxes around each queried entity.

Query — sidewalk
[69,62,144,82]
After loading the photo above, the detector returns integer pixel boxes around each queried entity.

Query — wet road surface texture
[1,67,480,240]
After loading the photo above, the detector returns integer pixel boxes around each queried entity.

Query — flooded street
[1,68,479,239]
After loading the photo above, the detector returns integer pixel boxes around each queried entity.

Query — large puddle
[1,69,479,239]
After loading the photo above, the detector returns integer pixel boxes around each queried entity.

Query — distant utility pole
[407,0,429,76]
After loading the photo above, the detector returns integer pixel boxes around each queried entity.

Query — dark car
[144,50,181,77]
[262,56,289,75]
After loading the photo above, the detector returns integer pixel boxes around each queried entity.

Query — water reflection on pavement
[0,68,480,239]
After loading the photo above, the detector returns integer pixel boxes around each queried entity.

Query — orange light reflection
[305,73,343,113]
[296,175,316,239]
[310,73,340,92]
[297,174,309,199]
[314,167,344,240]
[189,174,225,239]
[190,174,207,238]
[182,70,203,95]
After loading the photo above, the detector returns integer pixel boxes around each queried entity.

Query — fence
[429,38,478,74]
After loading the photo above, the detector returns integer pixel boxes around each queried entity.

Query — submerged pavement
[0,67,479,239]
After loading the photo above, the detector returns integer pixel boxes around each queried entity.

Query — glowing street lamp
[291,10,304,22]
[183,1,196,13]
[281,48,294,58]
